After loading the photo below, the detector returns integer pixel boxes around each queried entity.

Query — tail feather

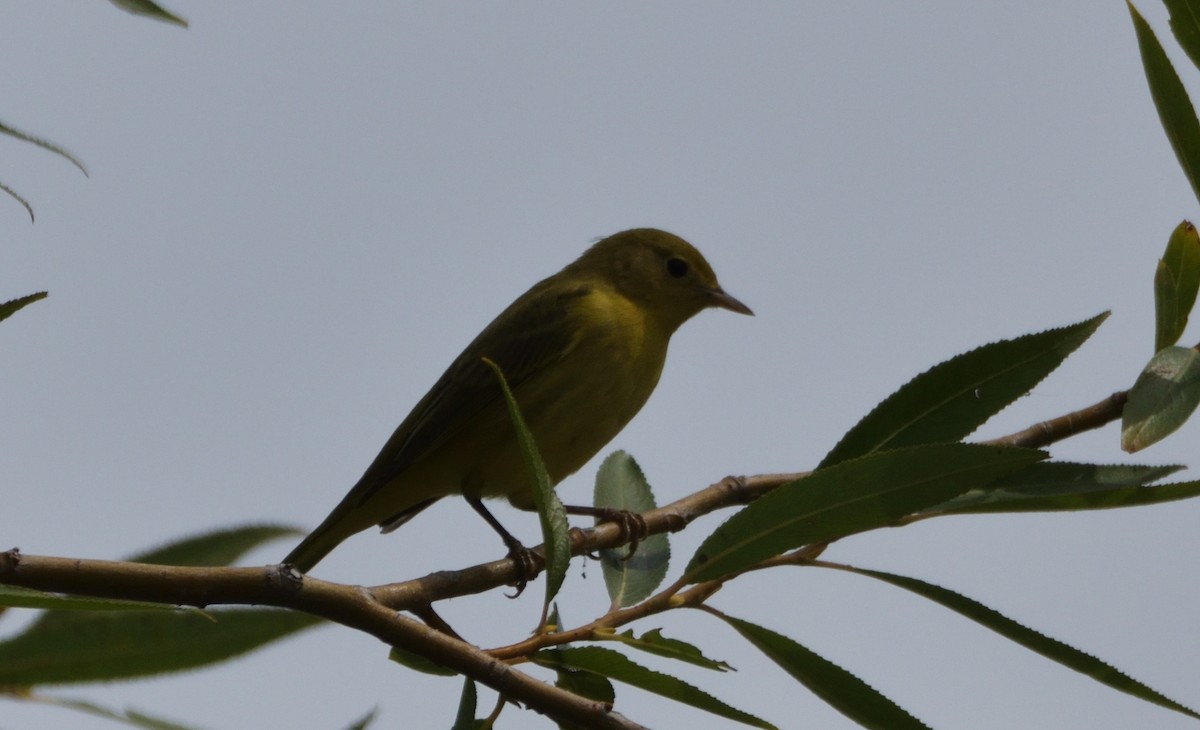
[283,496,442,573]
[379,497,441,533]
[282,526,340,573]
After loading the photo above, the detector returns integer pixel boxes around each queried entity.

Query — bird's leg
[563,505,648,561]
[467,496,542,596]
[410,603,464,640]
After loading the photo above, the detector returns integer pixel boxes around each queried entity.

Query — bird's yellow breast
[464,283,669,506]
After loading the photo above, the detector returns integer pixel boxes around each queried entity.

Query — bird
[283,227,752,573]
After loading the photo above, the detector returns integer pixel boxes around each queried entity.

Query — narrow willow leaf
[1122,346,1200,452]
[603,628,733,671]
[451,678,479,730]
[821,313,1106,467]
[0,584,183,613]
[107,0,189,27]
[594,451,669,608]
[32,696,203,730]
[123,709,202,730]
[343,708,379,730]
[928,462,1185,514]
[555,665,616,704]
[0,608,320,685]
[1130,2,1200,207]
[547,602,563,632]
[0,180,34,221]
[387,644,458,677]
[0,292,48,323]
[826,564,1200,721]
[532,646,776,729]
[130,524,303,567]
[686,444,1045,583]
[938,478,1200,515]
[1154,221,1200,351]
[544,605,618,708]
[1167,0,1200,78]
[716,613,929,730]
[0,120,87,176]
[483,358,570,608]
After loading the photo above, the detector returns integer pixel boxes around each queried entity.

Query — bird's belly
[460,337,664,507]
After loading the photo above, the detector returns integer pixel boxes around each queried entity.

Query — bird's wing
[349,279,592,508]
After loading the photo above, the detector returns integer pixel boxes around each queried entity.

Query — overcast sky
[3,2,1200,729]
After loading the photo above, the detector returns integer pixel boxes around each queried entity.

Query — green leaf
[387,644,458,677]
[1130,1,1200,207]
[0,119,88,176]
[0,292,48,323]
[928,462,1188,514]
[944,479,1200,514]
[1122,346,1200,452]
[0,180,34,222]
[531,646,775,729]
[547,602,564,631]
[451,678,480,730]
[715,613,929,730]
[483,358,570,609]
[342,708,379,730]
[106,0,189,27]
[1154,221,1200,351]
[554,665,616,704]
[593,451,670,608]
[544,604,617,709]
[26,696,205,730]
[1166,0,1200,75]
[820,313,1106,467]
[602,628,733,672]
[0,94,87,224]
[0,526,310,682]
[129,524,304,567]
[0,584,184,613]
[0,608,320,685]
[824,564,1200,721]
[686,444,1045,583]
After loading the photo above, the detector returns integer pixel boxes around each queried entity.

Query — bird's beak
[708,287,754,316]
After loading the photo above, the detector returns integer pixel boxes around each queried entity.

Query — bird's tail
[283,496,442,573]
[282,524,342,574]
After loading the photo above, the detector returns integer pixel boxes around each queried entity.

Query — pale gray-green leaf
[594,451,669,608]
[1122,346,1200,452]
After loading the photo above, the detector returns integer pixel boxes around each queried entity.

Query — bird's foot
[503,539,544,599]
[584,507,649,562]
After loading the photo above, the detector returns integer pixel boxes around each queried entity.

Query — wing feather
[349,278,590,507]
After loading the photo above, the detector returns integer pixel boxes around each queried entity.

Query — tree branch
[0,549,644,730]
[0,391,1132,727]
[370,473,800,610]
[0,474,796,729]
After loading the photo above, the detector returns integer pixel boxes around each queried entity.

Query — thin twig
[983,391,1127,449]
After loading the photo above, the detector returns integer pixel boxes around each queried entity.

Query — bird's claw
[503,543,543,599]
[592,508,649,562]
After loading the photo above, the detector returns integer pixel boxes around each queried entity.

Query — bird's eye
[666,257,689,278]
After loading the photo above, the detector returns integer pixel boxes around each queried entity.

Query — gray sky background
[3,3,1199,728]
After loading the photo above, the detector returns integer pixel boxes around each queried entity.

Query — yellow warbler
[284,228,751,572]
